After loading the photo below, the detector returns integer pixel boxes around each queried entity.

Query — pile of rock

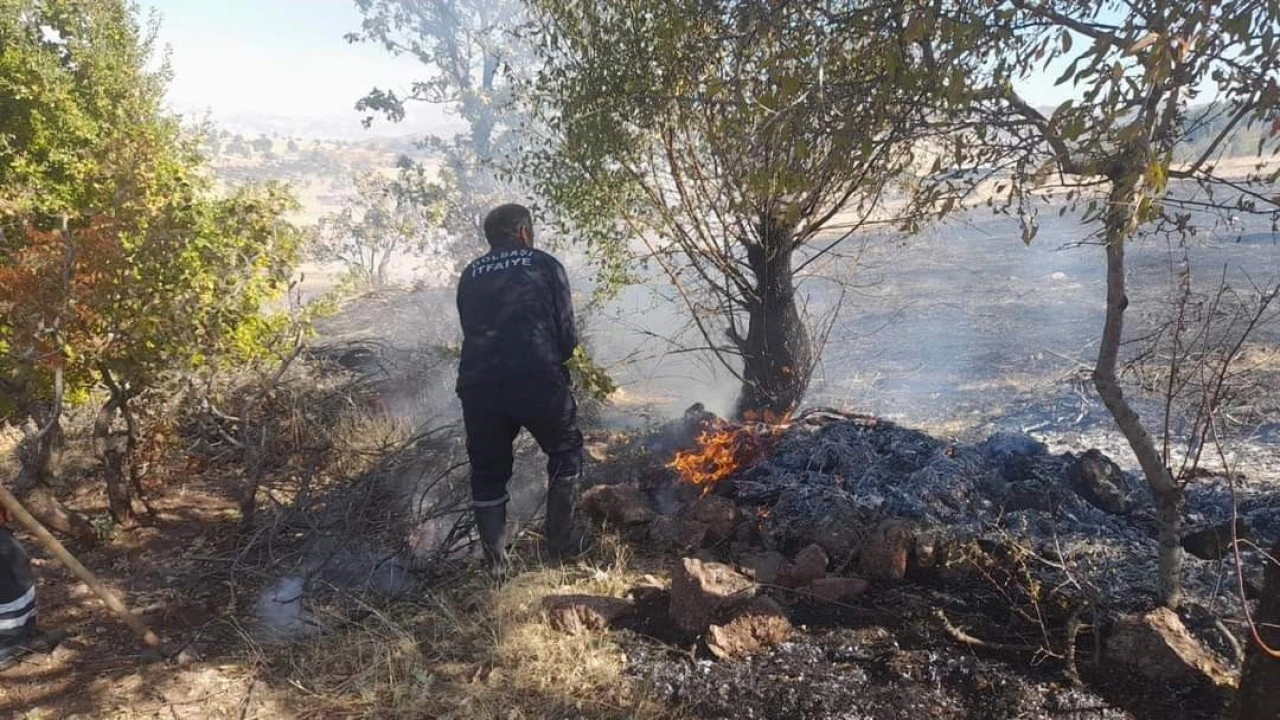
[544,553,852,659]
[554,485,881,659]
[554,407,1273,679]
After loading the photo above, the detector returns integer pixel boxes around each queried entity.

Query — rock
[1003,483,1057,513]
[687,495,739,543]
[669,557,757,635]
[1104,607,1234,688]
[858,519,916,580]
[176,645,203,666]
[643,403,717,456]
[979,431,1047,483]
[980,431,1047,460]
[1181,518,1248,561]
[785,544,829,587]
[909,529,947,572]
[705,596,793,659]
[765,485,866,561]
[649,516,709,550]
[741,551,788,585]
[1066,449,1135,514]
[806,576,869,603]
[580,484,657,526]
[544,594,633,635]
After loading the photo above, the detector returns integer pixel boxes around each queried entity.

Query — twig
[1215,616,1245,664]
[1215,422,1280,659]
[1064,608,1084,686]
[934,609,1039,653]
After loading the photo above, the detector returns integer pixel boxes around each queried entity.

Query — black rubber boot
[0,640,32,670]
[546,476,590,561]
[473,502,510,581]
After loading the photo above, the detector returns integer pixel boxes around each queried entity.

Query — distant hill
[171,104,465,142]
[1178,103,1277,162]
[195,131,444,225]
[173,105,465,224]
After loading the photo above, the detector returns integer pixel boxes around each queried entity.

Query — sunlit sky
[141,0,1079,138]
[138,0,451,136]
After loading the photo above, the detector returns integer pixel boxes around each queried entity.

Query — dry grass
[249,533,684,720]
[7,337,684,719]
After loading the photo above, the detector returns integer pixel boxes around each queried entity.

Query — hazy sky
[141,0,1079,136]
[139,0,448,134]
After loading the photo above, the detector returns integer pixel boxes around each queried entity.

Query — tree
[349,0,530,237]
[522,0,933,418]
[907,0,1280,606]
[0,0,302,531]
[311,167,446,286]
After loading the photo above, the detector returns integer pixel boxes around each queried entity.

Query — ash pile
[564,405,1278,717]
[610,406,1280,602]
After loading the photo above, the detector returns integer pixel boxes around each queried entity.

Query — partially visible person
[0,504,39,669]
[456,203,587,578]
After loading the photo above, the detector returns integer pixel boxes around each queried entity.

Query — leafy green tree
[0,0,302,530]
[522,0,932,418]
[907,0,1280,606]
[311,167,446,286]
[349,0,529,236]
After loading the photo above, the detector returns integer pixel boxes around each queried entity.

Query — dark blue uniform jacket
[456,244,577,391]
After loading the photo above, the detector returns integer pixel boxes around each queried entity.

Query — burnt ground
[3,202,1279,718]
[605,541,1239,720]
[582,407,1262,720]
[622,601,1226,720]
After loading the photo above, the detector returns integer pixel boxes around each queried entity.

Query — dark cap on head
[483,204,534,247]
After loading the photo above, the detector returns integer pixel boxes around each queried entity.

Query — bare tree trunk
[1093,177,1183,607]
[93,394,135,527]
[14,420,97,545]
[1238,536,1280,719]
[94,368,145,527]
[731,213,811,420]
[376,248,392,287]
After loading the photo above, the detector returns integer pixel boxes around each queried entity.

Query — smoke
[301,201,1225,438]
[581,278,744,421]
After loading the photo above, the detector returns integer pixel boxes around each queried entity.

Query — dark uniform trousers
[0,528,37,656]
[459,376,584,506]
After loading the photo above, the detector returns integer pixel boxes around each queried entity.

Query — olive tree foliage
[348,0,533,237]
[0,0,302,533]
[521,0,938,419]
[311,165,448,286]
[902,0,1280,607]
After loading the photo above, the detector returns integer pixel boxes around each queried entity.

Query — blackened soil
[617,587,1230,720]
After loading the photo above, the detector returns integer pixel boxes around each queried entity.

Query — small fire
[667,411,791,494]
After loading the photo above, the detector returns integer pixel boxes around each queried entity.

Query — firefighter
[0,503,38,669]
[456,204,588,578]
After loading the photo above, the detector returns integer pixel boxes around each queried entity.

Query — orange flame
[667,411,790,494]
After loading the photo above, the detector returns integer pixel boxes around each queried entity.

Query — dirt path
[0,474,298,719]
